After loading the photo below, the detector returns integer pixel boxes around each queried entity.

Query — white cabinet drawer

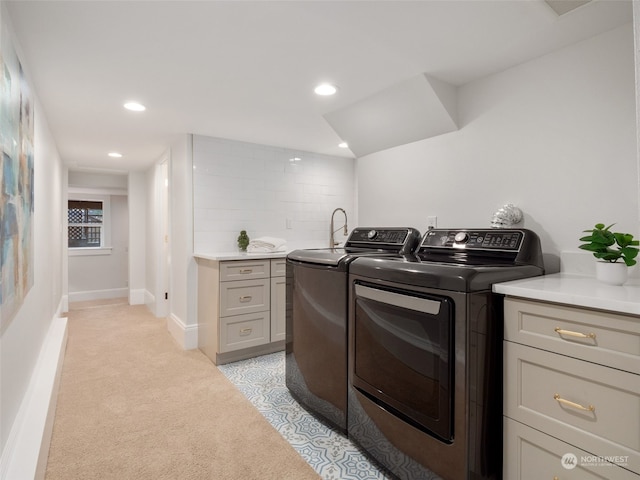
[504,342,640,473]
[504,418,639,479]
[219,312,269,353]
[219,278,269,317]
[220,260,270,281]
[271,258,286,277]
[504,298,640,373]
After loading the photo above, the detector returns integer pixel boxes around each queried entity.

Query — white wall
[145,166,157,311]
[192,135,356,253]
[167,135,198,348]
[635,0,640,226]
[128,173,146,305]
[68,171,127,190]
[357,23,638,273]
[145,155,169,317]
[0,2,65,463]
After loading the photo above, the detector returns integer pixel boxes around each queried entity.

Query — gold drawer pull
[239,327,253,336]
[553,477,559,480]
[554,393,595,412]
[239,269,253,274]
[239,295,252,303]
[554,327,596,340]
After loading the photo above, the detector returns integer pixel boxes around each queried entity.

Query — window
[68,200,104,248]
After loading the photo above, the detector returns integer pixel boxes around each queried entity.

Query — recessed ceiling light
[314,83,337,96]
[338,142,349,149]
[108,152,123,158]
[124,102,146,112]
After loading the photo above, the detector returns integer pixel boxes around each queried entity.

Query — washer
[286,227,421,432]
[347,228,544,480]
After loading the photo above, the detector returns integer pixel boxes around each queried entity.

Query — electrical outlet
[286,218,293,229]
[427,216,437,230]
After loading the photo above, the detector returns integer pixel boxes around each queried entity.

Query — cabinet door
[271,258,286,277]
[504,298,640,373]
[219,278,270,317]
[270,276,286,342]
[220,311,269,353]
[220,260,270,281]
[504,418,639,480]
[504,342,640,474]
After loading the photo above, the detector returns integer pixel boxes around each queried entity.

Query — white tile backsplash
[192,135,356,253]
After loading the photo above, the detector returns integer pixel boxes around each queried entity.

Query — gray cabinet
[503,297,640,479]
[270,259,286,342]
[197,257,286,365]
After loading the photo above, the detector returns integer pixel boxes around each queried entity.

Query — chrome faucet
[330,208,348,248]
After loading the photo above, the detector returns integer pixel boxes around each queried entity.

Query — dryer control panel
[421,229,525,252]
[418,228,544,270]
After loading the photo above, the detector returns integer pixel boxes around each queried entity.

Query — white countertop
[493,273,640,316]
[194,251,290,261]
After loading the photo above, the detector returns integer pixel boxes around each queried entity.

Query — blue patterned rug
[218,352,393,480]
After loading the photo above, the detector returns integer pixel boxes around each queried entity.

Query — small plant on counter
[579,223,639,266]
[237,230,250,251]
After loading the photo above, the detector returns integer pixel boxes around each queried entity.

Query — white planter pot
[595,261,629,286]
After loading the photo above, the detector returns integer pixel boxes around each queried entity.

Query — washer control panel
[422,229,525,252]
[348,228,410,245]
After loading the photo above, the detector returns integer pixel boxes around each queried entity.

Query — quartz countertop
[194,251,290,261]
[493,273,640,316]
[194,243,330,262]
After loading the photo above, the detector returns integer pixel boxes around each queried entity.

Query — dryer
[348,228,544,479]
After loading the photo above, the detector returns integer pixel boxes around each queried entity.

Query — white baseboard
[129,289,145,305]
[167,314,198,350]
[68,288,128,303]
[0,317,68,480]
[144,290,166,318]
[144,290,155,310]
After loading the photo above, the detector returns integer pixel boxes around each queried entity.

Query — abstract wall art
[1,30,35,329]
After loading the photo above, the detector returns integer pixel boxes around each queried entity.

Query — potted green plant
[237,230,250,252]
[579,223,639,285]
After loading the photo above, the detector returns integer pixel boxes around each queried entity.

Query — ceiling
[5,0,633,173]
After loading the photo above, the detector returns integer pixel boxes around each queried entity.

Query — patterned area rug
[218,352,393,480]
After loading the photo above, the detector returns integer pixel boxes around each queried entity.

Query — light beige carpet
[45,302,321,480]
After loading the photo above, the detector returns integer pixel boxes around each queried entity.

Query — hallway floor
[47,302,320,480]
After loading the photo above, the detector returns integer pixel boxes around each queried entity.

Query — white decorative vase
[595,261,628,286]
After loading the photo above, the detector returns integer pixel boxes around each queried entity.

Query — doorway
[66,170,129,307]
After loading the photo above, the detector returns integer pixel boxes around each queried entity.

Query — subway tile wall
[192,135,356,253]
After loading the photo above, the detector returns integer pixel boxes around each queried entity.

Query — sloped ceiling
[324,74,458,157]
[545,0,592,16]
